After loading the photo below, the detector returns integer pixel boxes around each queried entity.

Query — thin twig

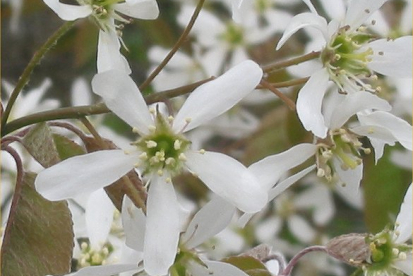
[139,0,206,91]
[262,51,320,73]
[2,77,214,136]
[260,79,296,110]
[280,246,327,276]
[1,21,75,128]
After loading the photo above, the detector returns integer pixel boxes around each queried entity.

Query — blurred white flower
[42,0,159,73]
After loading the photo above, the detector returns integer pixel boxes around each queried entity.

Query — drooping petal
[92,70,153,135]
[97,29,131,74]
[328,92,391,129]
[182,196,235,249]
[173,60,263,133]
[276,13,328,50]
[238,165,316,227]
[357,111,412,150]
[268,165,316,201]
[114,0,159,20]
[86,189,115,250]
[66,264,140,276]
[395,184,412,243]
[144,176,180,276]
[43,0,92,21]
[185,150,267,213]
[121,196,146,251]
[333,158,363,189]
[368,36,413,78]
[344,0,387,31]
[296,68,330,138]
[248,143,317,190]
[35,150,136,201]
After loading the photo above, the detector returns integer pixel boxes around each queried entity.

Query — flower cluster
[1,0,411,276]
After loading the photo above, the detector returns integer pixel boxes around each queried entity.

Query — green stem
[139,0,206,91]
[262,51,321,73]
[2,77,214,136]
[1,21,75,128]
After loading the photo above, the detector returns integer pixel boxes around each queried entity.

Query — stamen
[146,140,157,148]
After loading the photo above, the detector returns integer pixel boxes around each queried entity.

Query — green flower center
[364,229,411,276]
[221,23,245,48]
[316,128,370,182]
[321,26,378,93]
[132,114,190,178]
[254,0,272,13]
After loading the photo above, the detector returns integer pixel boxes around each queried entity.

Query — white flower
[362,184,412,276]
[177,4,276,75]
[35,60,268,275]
[314,91,411,188]
[276,0,413,138]
[42,0,159,73]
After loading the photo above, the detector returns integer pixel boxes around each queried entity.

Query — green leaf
[222,255,266,270]
[1,173,74,276]
[53,133,85,160]
[22,123,60,167]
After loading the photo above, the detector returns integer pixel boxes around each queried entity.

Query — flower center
[321,26,378,93]
[316,128,370,182]
[221,23,245,48]
[254,0,272,13]
[77,241,114,268]
[363,229,411,275]
[132,114,190,178]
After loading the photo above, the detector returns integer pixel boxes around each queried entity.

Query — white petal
[248,143,317,190]
[92,70,153,135]
[185,150,267,213]
[114,0,159,19]
[317,0,346,20]
[35,150,136,201]
[344,0,387,30]
[66,264,140,276]
[86,189,115,249]
[97,30,131,74]
[238,166,315,229]
[43,0,92,21]
[182,196,236,249]
[276,13,328,50]
[296,69,330,138]
[368,36,413,78]
[122,196,146,251]
[329,92,391,129]
[358,111,412,150]
[144,176,180,276]
[189,260,250,276]
[393,253,413,276]
[335,183,364,209]
[268,165,316,201]
[288,215,316,243]
[333,157,363,189]
[173,60,263,132]
[395,184,412,243]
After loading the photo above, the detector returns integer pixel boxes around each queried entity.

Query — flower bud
[326,233,370,266]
